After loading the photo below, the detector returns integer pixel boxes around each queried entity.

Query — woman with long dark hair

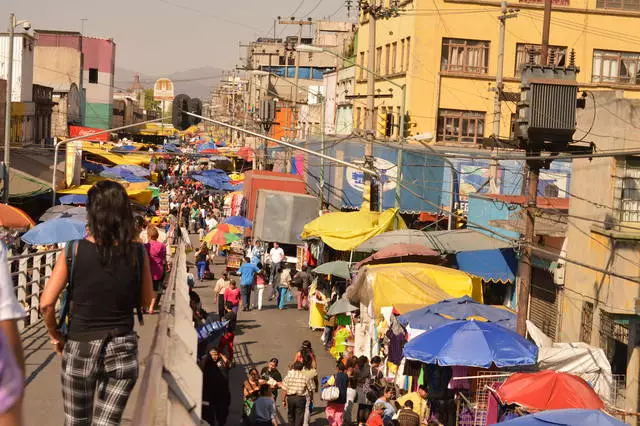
[40,180,154,426]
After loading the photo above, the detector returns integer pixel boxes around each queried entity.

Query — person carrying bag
[40,181,154,426]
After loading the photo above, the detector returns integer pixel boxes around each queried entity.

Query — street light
[295,44,408,212]
[3,13,31,203]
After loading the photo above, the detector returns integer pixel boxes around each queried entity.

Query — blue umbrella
[223,215,252,228]
[109,164,150,177]
[100,168,149,183]
[403,320,538,368]
[398,296,516,331]
[197,142,217,152]
[59,194,88,205]
[22,218,86,245]
[497,409,626,426]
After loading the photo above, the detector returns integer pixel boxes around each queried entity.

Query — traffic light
[188,98,203,126]
[172,94,190,131]
[171,94,203,130]
[384,112,394,137]
[401,112,411,138]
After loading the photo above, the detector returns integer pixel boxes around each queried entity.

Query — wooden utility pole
[516,0,551,336]
[364,9,376,211]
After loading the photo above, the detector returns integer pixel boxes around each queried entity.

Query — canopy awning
[59,184,154,205]
[301,208,405,251]
[355,228,512,253]
[455,248,517,283]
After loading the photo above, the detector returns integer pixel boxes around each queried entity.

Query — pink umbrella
[356,243,439,268]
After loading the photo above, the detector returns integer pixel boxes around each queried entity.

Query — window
[580,301,594,344]
[592,49,640,85]
[441,38,489,74]
[515,43,567,75]
[405,37,411,71]
[597,0,640,11]
[356,107,362,130]
[400,39,405,72]
[385,44,391,75]
[359,52,365,80]
[376,47,382,74]
[437,109,485,144]
[615,157,640,222]
[391,42,398,74]
[89,68,98,84]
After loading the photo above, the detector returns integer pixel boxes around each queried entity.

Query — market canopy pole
[183,111,380,179]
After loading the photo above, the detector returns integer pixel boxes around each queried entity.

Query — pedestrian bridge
[15,241,203,425]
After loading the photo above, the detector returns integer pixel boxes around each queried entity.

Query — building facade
[0,33,36,145]
[355,0,640,143]
[82,37,115,129]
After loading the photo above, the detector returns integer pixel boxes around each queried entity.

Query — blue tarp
[403,320,538,368]
[82,161,105,173]
[59,194,88,205]
[197,142,217,152]
[192,174,235,191]
[497,409,626,426]
[455,248,517,283]
[398,296,516,331]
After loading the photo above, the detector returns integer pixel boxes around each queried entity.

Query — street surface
[191,234,335,425]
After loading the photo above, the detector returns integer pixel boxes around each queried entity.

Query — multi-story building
[560,91,640,419]
[35,30,115,130]
[0,32,36,145]
[354,0,640,144]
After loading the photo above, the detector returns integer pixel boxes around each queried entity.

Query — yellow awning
[301,208,406,251]
[59,184,154,205]
[84,147,149,166]
[347,262,483,318]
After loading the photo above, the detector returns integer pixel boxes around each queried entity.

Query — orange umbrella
[0,204,35,229]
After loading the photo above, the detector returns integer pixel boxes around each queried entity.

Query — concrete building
[0,33,36,145]
[336,65,355,135]
[34,30,84,137]
[35,31,115,130]
[561,91,640,419]
[354,0,640,143]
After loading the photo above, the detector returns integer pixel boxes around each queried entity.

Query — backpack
[57,240,146,335]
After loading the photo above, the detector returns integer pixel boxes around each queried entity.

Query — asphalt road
[190,237,336,425]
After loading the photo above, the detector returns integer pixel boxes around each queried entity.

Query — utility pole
[364,8,376,211]
[3,13,16,203]
[516,0,551,336]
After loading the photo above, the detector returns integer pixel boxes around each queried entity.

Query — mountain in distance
[114,66,225,99]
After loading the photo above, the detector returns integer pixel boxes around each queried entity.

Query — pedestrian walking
[255,272,267,310]
[144,225,167,314]
[395,385,430,423]
[238,257,260,311]
[373,386,396,425]
[366,402,387,426]
[250,384,278,426]
[201,344,231,426]
[218,302,237,364]
[324,361,349,426]
[195,243,209,281]
[244,368,265,421]
[292,266,311,310]
[282,361,315,426]
[268,242,284,285]
[277,265,292,310]
[214,273,230,319]
[260,358,283,400]
[224,280,241,313]
[40,180,154,426]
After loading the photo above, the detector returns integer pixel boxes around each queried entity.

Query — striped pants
[61,333,138,426]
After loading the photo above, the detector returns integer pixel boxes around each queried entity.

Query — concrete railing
[132,237,204,426]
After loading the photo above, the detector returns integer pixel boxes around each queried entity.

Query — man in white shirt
[268,242,285,286]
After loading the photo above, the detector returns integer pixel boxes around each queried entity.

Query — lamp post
[295,44,407,212]
[3,13,31,203]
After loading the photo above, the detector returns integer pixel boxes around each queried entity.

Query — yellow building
[354,0,640,144]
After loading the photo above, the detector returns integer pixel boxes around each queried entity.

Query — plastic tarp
[301,208,406,251]
[455,248,517,283]
[59,185,154,205]
[84,147,149,166]
[526,321,614,404]
[346,262,483,317]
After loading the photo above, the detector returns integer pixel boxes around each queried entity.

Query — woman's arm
[39,255,69,354]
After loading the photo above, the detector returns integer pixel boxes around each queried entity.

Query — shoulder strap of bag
[57,240,79,331]
[135,242,145,326]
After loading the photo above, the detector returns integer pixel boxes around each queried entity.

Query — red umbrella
[200,149,219,154]
[356,243,439,268]
[496,370,604,412]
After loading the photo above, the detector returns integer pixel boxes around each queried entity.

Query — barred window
[592,50,640,86]
[615,157,640,222]
[580,301,594,343]
[437,109,485,144]
[596,0,640,11]
[515,44,567,76]
[441,38,489,74]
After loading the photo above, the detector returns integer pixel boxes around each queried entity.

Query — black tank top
[67,240,139,340]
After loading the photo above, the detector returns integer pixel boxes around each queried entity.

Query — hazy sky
[3,0,351,75]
